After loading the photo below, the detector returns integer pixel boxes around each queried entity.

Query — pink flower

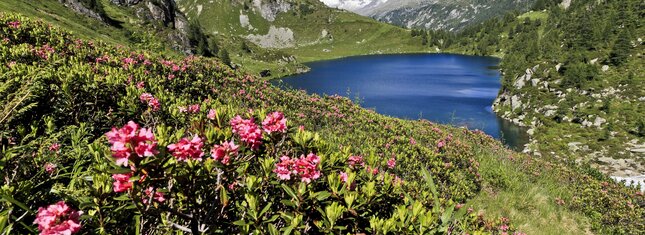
[178,106,187,113]
[273,156,294,180]
[44,163,57,173]
[49,143,60,152]
[105,122,158,166]
[168,135,204,162]
[211,140,239,165]
[33,201,82,235]
[143,187,166,204]
[262,112,287,134]
[298,125,305,132]
[207,109,217,120]
[122,57,136,69]
[339,172,348,182]
[139,93,160,111]
[499,224,509,231]
[112,173,133,192]
[437,140,446,149]
[347,155,364,168]
[188,104,200,113]
[387,158,396,169]
[7,21,20,29]
[410,137,416,145]
[294,153,321,183]
[366,166,379,175]
[136,81,145,89]
[273,154,321,183]
[230,116,263,150]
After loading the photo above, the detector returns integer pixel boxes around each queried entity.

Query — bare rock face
[110,0,141,6]
[58,0,108,22]
[252,0,292,22]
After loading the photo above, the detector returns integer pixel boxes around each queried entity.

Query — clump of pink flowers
[143,187,166,204]
[44,163,57,174]
[273,153,321,183]
[347,155,364,168]
[112,172,133,192]
[168,136,204,162]
[49,143,60,152]
[262,112,287,134]
[230,116,263,150]
[105,121,158,166]
[207,109,217,120]
[7,21,20,29]
[139,93,160,111]
[33,201,82,235]
[387,157,396,169]
[211,140,239,165]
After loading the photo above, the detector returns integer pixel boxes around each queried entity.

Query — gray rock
[602,65,609,72]
[593,117,606,127]
[511,95,522,111]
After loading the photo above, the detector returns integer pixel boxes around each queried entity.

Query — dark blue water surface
[275,53,528,149]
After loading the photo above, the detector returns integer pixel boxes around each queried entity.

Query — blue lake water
[275,53,529,150]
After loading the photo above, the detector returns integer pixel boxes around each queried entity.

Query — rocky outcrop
[58,0,109,22]
[246,26,295,48]
[60,0,194,54]
[252,0,292,22]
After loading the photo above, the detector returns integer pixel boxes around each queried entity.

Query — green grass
[470,149,594,235]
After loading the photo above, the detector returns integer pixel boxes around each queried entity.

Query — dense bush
[1,12,642,235]
[0,13,516,234]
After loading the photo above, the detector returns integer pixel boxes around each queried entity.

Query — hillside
[322,0,536,31]
[420,0,645,180]
[176,0,428,63]
[2,12,644,234]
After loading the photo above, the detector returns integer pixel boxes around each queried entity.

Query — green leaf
[281,184,298,201]
[233,220,249,226]
[0,194,33,214]
[314,191,332,201]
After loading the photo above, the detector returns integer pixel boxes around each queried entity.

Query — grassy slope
[0,2,643,233]
[178,0,427,63]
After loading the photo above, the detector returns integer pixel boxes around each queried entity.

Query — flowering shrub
[33,201,82,235]
[1,13,642,235]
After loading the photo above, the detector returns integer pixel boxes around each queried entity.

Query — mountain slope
[177,0,427,62]
[429,0,644,182]
[323,0,536,31]
[1,12,643,234]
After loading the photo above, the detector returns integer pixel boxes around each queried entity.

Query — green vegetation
[408,0,645,178]
[1,11,644,235]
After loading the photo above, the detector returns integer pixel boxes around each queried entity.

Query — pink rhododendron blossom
[262,112,287,134]
[168,136,204,161]
[211,140,239,165]
[230,115,263,149]
[49,143,60,152]
[387,158,396,169]
[143,187,166,204]
[294,153,321,183]
[139,93,160,111]
[7,21,20,29]
[207,109,217,120]
[105,122,158,166]
[499,224,509,231]
[366,166,379,175]
[273,156,293,180]
[112,173,133,192]
[347,155,364,168]
[136,81,145,89]
[273,154,321,183]
[410,137,417,145]
[44,163,57,174]
[437,140,446,149]
[298,125,305,132]
[188,104,200,113]
[33,201,82,235]
[339,172,348,183]
[122,57,136,69]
